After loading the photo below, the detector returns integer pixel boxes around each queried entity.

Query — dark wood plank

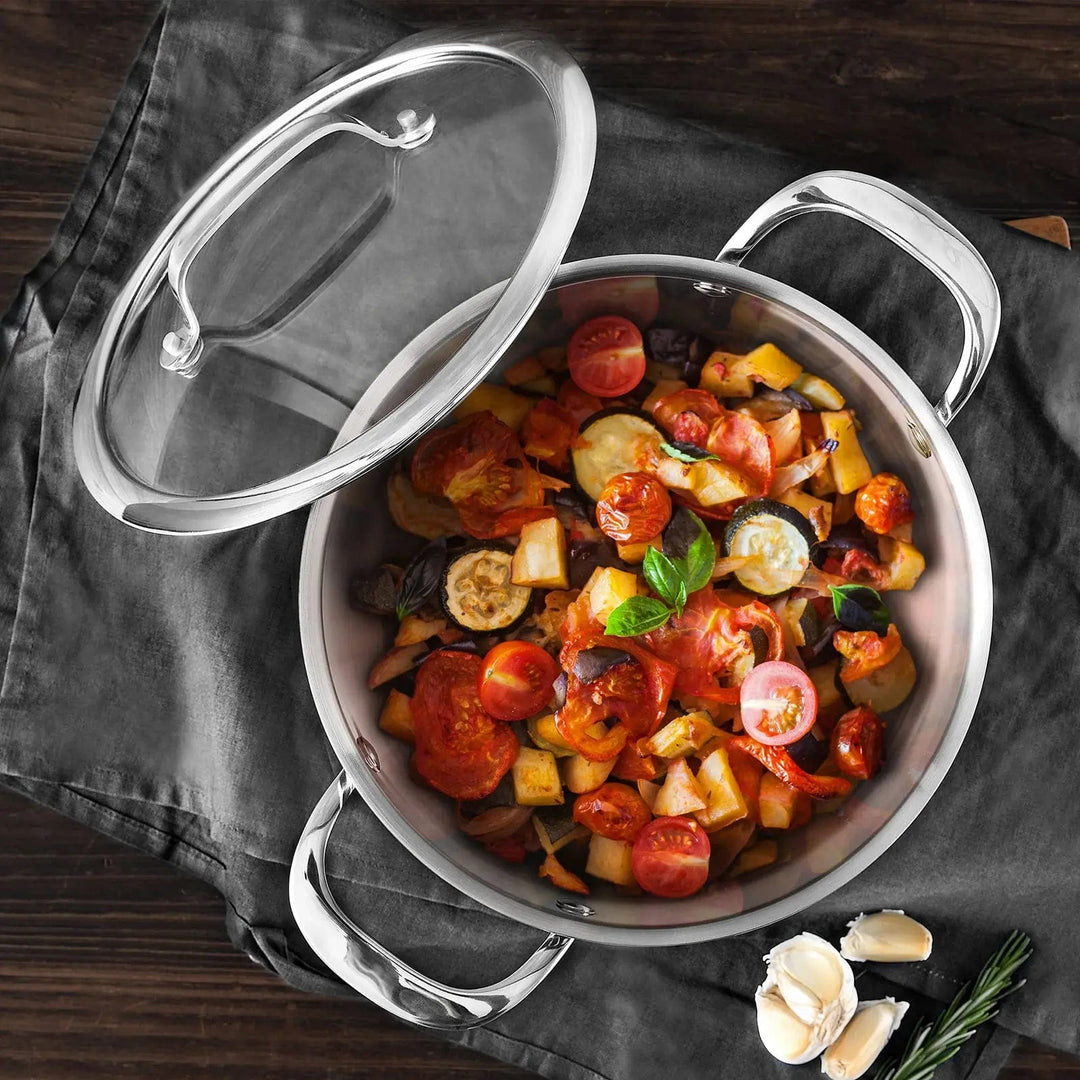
[1,3,1079,1078]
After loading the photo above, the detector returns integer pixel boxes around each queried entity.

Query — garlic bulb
[839,910,933,963]
[821,998,909,1079]
[756,933,858,1064]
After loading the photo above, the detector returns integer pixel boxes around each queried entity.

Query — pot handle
[715,170,1000,427]
[288,771,573,1029]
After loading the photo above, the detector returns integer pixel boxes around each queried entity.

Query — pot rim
[298,253,993,947]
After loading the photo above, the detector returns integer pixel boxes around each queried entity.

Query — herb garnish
[829,583,891,635]
[873,931,1032,1080]
[396,537,447,620]
[605,510,715,636]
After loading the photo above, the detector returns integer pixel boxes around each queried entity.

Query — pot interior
[308,267,989,943]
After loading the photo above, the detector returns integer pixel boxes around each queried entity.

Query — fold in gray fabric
[2,2,1077,1078]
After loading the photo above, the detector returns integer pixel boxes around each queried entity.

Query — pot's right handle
[716,171,1001,427]
[289,772,573,1029]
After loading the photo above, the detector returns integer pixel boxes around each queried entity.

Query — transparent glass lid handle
[161,107,436,377]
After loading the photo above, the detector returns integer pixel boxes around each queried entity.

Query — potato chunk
[512,746,564,806]
[512,517,570,589]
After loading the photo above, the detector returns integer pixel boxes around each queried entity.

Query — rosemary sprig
[873,931,1032,1080]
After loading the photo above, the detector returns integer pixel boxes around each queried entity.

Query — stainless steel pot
[69,28,999,1035]
[289,172,998,1028]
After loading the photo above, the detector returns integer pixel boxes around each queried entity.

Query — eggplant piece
[749,625,770,666]
[570,408,666,502]
[723,498,819,597]
[786,730,830,773]
[534,804,583,854]
[349,563,404,615]
[440,544,533,633]
[572,647,632,684]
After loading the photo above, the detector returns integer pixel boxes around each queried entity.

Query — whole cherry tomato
[412,651,518,800]
[740,660,818,746]
[855,473,915,535]
[567,315,647,398]
[595,471,673,543]
[478,641,560,722]
[831,705,886,780]
[573,782,653,842]
[631,817,711,898]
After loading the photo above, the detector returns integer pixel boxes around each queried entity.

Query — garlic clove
[756,988,820,1065]
[839,910,933,963]
[821,998,909,1080]
[756,933,858,1064]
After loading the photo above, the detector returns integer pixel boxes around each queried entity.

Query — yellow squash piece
[822,410,873,494]
[642,712,720,759]
[776,489,832,541]
[582,566,643,627]
[616,535,662,565]
[728,838,779,877]
[790,371,845,411]
[700,343,803,398]
[585,834,636,886]
[512,746,564,806]
[562,752,617,795]
[378,689,415,744]
[694,746,749,832]
[452,382,532,431]
[512,517,570,589]
[876,536,926,591]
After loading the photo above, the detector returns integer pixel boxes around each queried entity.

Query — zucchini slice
[570,409,665,502]
[440,545,533,633]
[723,498,817,597]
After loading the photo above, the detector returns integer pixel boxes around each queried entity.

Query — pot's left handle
[289,772,573,1030]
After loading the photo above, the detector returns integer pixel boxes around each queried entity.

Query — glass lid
[73,30,596,534]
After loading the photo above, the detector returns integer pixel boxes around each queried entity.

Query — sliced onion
[711,554,757,580]
[768,440,838,496]
[457,804,533,841]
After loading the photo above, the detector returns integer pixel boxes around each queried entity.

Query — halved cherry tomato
[478,641,560,721]
[595,471,672,544]
[740,660,818,746]
[631,816,711,898]
[567,316,647,398]
[834,624,902,683]
[412,651,518,800]
[855,473,914,535]
[831,705,886,780]
[728,735,852,800]
[573,782,652,842]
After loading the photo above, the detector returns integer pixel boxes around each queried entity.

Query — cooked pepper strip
[729,735,853,799]
[834,623,902,683]
[539,852,590,894]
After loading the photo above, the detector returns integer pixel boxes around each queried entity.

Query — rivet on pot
[906,419,932,458]
[356,736,381,772]
[693,280,732,298]
[555,899,595,917]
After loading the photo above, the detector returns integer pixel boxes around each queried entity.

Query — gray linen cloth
[2,2,1078,1077]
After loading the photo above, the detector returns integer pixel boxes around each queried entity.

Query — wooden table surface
[2,3,1078,1078]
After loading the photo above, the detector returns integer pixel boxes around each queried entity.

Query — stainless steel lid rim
[298,253,993,947]
[72,30,596,535]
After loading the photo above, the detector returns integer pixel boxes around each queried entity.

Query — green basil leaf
[604,596,674,637]
[660,440,719,464]
[396,537,448,620]
[829,584,890,635]
[643,545,686,609]
[674,578,688,615]
[683,511,716,595]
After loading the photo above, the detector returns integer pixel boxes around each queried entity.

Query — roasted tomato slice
[740,660,818,746]
[728,735,852,800]
[611,738,661,782]
[412,651,518,800]
[834,624,902,683]
[595,471,673,544]
[855,473,915,535]
[409,412,547,539]
[650,389,725,447]
[556,635,677,761]
[521,398,577,471]
[831,705,886,780]
[705,410,775,496]
[573,782,653,841]
[631,817,711,898]
[567,315,647,398]
[645,589,784,703]
[478,641,560,722]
